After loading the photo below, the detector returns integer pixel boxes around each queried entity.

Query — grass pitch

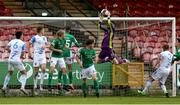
[0,96,180,104]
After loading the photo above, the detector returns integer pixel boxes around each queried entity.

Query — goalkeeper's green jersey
[78,48,96,68]
[63,33,80,57]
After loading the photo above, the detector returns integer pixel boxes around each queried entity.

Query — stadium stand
[87,0,180,17]
[3,0,31,16]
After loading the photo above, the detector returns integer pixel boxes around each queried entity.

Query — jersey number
[66,40,71,48]
[11,51,18,59]
[11,42,18,59]
[13,42,18,49]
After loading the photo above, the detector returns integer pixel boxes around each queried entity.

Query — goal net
[0,17,176,97]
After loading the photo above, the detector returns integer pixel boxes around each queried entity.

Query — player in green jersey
[48,29,69,92]
[172,38,180,64]
[76,39,99,98]
[49,32,57,43]
[63,26,81,89]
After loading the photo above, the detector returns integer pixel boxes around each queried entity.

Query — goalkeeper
[97,9,118,64]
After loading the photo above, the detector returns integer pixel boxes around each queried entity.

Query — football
[101,9,110,16]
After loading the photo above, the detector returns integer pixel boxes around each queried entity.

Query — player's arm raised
[107,14,114,34]
[98,14,107,32]
[72,36,81,47]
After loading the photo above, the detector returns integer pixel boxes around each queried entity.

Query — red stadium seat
[165,30,172,37]
[161,23,172,30]
[158,36,167,42]
[147,2,158,9]
[0,47,4,53]
[176,24,180,30]
[134,36,144,42]
[2,52,9,60]
[142,52,151,63]
[137,41,144,48]
[129,9,144,17]
[4,41,9,45]
[3,8,13,16]
[168,43,172,48]
[141,29,149,36]
[159,30,166,36]
[141,47,148,55]
[145,37,153,42]
[158,9,169,17]
[127,1,136,9]
[144,10,156,17]
[177,30,180,37]
[155,43,162,48]
[167,10,175,17]
[168,37,172,43]
[129,29,138,38]
[144,42,155,48]
[158,1,168,9]
[153,48,162,54]
[0,36,6,41]
[0,41,6,47]
[150,54,159,61]
[128,41,132,50]
[133,47,141,58]
[136,1,147,9]
[153,29,160,36]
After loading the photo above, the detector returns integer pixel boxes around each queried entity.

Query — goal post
[0,17,176,96]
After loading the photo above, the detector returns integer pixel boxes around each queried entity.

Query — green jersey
[51,37,66,58]
[175,48,180,60]
[78,48,96,68]
[63,33,80,57]
[49,38,54,43]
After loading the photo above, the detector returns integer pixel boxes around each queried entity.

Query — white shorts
[33,53,46,67]
[8,60,25,71]
[151,67,170,84]
[65,57,73,64]
[50,57,66,69]
[81,65,96,79]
